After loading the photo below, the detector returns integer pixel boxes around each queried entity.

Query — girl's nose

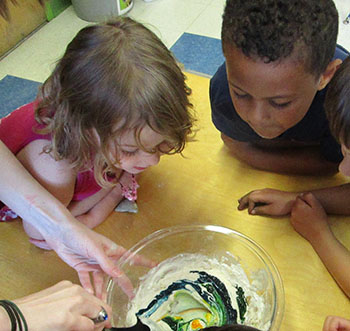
[145,151,161,167]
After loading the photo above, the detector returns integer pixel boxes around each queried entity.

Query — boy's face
[225,46,323,139]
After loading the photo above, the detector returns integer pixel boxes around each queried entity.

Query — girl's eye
[121,150,138,157]
[270,100,292,109]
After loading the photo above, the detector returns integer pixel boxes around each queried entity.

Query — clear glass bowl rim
[107,224,285,330]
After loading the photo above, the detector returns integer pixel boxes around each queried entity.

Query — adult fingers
[113,272,135,299]
[121,251,158,269]
[78,270,94,295]
[90,240,127,278]
[92,271,105,300]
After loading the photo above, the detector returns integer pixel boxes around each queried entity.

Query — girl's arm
[70,184,124,229]
[291,193,350,297]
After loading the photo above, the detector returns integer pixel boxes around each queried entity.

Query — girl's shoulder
[0,100,50,154]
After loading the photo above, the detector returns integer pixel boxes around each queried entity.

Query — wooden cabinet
[0,0,46,57]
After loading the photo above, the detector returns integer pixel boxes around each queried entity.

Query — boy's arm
[291,193,350,298]
[222,134,339,175]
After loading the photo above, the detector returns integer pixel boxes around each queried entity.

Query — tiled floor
[0,0,348,83]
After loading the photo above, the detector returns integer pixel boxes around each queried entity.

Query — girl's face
[113,125,169,174]
[339,144,350,177]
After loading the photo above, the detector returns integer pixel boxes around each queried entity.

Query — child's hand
[323,315,350,331]
[238,188,297,216]
[290,192,331,244]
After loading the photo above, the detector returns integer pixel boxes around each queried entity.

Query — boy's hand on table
[238,188,297,216]
[290,192,331,243]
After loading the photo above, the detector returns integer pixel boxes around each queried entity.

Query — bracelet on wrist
[0,300,28,331]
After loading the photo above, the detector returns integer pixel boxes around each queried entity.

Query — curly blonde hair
[35,17,195,187]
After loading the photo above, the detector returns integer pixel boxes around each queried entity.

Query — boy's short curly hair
[222,0,339,77]
[325,57,350,148]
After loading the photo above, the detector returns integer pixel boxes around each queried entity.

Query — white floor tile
[130,0,207,34]
[186,2,225,39]
[334,0,350,51]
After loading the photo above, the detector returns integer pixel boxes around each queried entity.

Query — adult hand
[323,315,350,331]
[31,222,156,299]
[290,192,331,243]
[238,188,297,216]
[13,281,112,331]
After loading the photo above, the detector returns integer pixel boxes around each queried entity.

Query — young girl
[0,17,195,249]
[237,57,350,298]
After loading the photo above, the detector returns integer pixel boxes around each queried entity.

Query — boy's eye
[233,90,249,99]
[269,100,292,109]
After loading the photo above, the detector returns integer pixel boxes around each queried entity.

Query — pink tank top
[0,102,102,202]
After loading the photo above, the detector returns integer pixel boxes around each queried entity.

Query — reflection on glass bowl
[107,224,284,330]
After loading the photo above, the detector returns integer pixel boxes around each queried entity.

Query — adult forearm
[0,141,77,237]
[0,307,11,331]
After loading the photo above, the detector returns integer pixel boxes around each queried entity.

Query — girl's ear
[317,58,343,91]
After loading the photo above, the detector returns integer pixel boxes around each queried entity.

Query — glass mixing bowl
[106,224,284,330]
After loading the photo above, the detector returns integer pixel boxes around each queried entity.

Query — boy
[238,57,350,298]
[210,0,349,175]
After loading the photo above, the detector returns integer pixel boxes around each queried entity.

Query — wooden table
[0,73,349,330]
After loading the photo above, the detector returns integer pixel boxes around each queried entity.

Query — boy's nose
[249,102,270,123]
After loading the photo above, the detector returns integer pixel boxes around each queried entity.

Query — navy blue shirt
[210,45,349,163]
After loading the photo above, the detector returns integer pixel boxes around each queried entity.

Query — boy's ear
[317,59,343,90]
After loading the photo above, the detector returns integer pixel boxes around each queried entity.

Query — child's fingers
[295,192,318,208]
[249,203,272,215]
[237,195,249,210]
[248,199,256,214]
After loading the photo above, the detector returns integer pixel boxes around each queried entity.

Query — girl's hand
[14,281,112,331]
[290,192,331,243]
[238,188,297,216]
[323,315,350,331]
